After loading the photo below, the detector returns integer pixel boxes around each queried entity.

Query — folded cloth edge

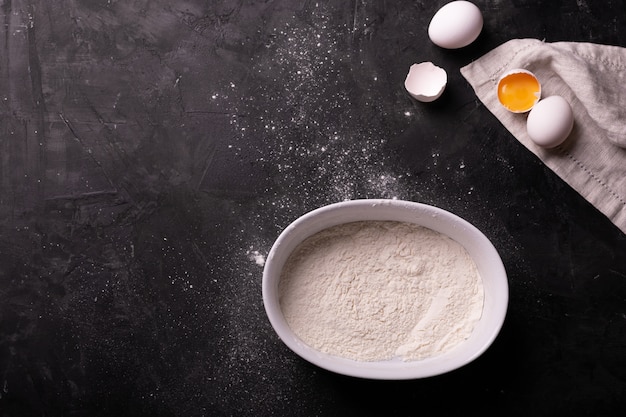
[461,38,626,235]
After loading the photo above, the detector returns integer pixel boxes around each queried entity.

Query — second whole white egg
[526,96,574,148]
[428,1,483,49]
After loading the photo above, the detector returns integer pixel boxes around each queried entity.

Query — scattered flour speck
[247,249,266,267]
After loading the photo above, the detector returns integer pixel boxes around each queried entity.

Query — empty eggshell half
[404,62,447,102]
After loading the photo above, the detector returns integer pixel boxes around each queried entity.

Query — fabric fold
[461,39,626,234]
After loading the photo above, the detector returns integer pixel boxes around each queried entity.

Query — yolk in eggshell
[497,72,541,112]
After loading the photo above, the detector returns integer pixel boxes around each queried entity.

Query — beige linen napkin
[461,39,626,235]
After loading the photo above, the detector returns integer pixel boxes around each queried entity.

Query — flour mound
[278,221,484,361]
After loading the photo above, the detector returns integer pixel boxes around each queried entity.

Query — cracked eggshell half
[404,62,447,103]
[497,69,541,113]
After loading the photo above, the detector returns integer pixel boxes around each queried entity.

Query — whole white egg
[526,96,574,148]
[428,1,483,49]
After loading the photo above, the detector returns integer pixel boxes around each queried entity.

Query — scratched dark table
[1,0,626,416]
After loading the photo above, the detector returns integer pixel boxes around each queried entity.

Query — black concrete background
[1,0,625,416]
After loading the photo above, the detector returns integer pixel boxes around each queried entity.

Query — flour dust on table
[226,2,415,216]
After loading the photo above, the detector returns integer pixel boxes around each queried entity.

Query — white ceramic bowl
[262,199,508,380]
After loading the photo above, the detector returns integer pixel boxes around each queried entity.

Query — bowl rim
[262,199,508,380]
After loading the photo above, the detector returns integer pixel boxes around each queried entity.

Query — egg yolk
[497,72,541,112]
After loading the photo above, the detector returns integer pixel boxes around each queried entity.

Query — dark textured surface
[1,0,625,416]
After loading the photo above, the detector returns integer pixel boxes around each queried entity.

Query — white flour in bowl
[278,221,484,361]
